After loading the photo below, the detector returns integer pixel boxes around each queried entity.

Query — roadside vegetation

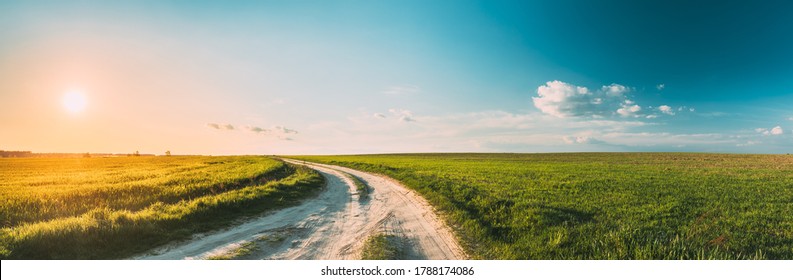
[207,241,257,260]
[0,156,324,259]
[345,172,370,200]
[361,233,404,260]
[289,153,793,259]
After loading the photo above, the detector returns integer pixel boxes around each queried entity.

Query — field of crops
[0,156,324,259]
[290,153,793,259]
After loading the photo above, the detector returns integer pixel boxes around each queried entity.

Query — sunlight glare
[63,89,87,113]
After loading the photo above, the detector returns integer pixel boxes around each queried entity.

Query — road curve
[134,159,467,260]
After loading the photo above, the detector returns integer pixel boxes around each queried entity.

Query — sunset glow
[63,89,87,113]
[0,1,791,155]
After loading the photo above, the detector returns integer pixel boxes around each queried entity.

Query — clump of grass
[207,241,257,260]
[361,234,404,260]
[346,173,370,200]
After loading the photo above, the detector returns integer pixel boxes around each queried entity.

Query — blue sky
[1,0,792,154]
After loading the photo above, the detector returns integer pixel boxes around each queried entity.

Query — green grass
[0,156,325,259]
[346,172,370,199]
[288,153,793,260]
[0,156,292,227]
[207,241,257,260]
[361,234,404,260]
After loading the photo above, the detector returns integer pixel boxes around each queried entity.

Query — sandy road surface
[135,159,466,260]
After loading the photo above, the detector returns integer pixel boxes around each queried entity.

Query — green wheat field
[290,153,793,260]
[2,153,792,259]
[0,156,324,259]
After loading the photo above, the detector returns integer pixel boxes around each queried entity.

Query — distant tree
[83,152,90,158]
[134,150,140,157]
[165,150,171,156]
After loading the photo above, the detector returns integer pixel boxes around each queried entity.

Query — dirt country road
[136,159,466,260]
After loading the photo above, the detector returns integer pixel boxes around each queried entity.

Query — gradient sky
[1,0,792,155]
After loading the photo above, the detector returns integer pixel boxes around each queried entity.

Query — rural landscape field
[0,156,324,259]
[1,153,791,260]
[2,1,792,270]
[290,153,793,259]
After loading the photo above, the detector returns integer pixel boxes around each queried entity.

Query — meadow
[290,153,793,259]
[0,156,324,259]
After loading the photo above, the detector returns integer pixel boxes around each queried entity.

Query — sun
[63,89,88,113]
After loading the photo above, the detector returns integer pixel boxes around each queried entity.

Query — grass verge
[361,234,404,260]
[207,241,258,260]
[347,173,370,200]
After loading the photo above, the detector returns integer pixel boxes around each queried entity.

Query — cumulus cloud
[657,84,665,90]
[383,85,420,95]
[756,126,784,136]
[602,84,629,96]
[617,100,641,117]
[533,80,636,118]
[207,123,234,130]
[563,135,592,144]
[388,109,416,122]
[373,113,387,119]
[658,105,675,115]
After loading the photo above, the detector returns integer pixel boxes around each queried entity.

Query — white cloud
[383,85,420,95]
[563,135,592,144]
[756,126,784,136]
[602,84,629,96]
[319,109,650,151]
[646,114,658,119]
[598,132,732,146]
[388,109,416,122]
[658,105,675,115]
[373,113,387,119]
[297,106,786,154]
[788,117,793,121]
[617,100,641,117]
[533,80,636,118]
[657,84,665,90]
[736,141,760,147]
